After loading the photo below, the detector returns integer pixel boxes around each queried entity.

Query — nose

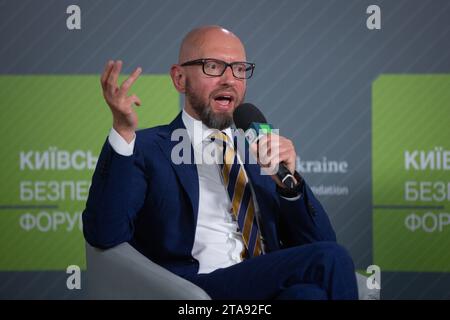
[219,65,236,84]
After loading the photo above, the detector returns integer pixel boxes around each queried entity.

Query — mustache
[210,86,239,98]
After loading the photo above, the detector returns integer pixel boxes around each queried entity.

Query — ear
[170,64,186,94]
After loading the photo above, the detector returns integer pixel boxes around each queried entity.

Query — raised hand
[101,60,142,143]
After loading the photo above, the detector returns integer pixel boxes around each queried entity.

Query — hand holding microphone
[233,103,301,191]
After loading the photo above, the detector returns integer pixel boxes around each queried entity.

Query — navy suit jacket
[82,112,336,277]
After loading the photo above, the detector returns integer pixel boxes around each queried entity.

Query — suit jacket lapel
[155,112,200,220]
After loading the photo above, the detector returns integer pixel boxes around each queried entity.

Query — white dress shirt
[108,110,261,274]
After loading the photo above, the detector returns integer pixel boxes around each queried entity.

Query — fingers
[257,135,279,169]
[258,134,280,157]
[257,134,296,173]
[102,60,123,95]
[101,60,114,90]
[119,67,142,96]
[107,60,123,94]
[259,134,293,155]
[128,94,142,107]
[101,60,143,104]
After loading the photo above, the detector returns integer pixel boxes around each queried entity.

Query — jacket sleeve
[277,180,337,247]
[82,138,148,249]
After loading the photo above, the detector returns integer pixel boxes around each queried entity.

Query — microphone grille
[233,103,267,131]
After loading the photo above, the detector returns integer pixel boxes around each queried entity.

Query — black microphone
[233,103,297,189]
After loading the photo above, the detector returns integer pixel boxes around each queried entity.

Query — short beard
[185,79,235,130]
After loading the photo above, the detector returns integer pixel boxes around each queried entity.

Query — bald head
[170,25,248,130]
[178,25,246,63]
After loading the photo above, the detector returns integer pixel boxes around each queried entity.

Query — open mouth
[213,94,235,110]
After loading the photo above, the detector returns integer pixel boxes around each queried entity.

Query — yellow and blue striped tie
[210,131,262,258]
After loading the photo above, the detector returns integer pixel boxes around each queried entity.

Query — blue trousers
[184,241,358,300]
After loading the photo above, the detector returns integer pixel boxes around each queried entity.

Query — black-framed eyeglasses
[180,58,255,79]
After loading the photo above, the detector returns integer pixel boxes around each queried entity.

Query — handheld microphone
[233,103,297,189]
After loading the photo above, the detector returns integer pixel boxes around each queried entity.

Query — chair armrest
[356,272,380,300]
[86,242,376,300]
[85,242,211,300]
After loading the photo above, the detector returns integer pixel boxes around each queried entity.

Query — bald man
[83,26,358,300]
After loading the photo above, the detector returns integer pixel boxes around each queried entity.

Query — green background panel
[374,210,450,272]
[372,75,450,272]
[0,75,179,270]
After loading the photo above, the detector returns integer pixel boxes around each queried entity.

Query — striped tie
[210,131,263,258]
